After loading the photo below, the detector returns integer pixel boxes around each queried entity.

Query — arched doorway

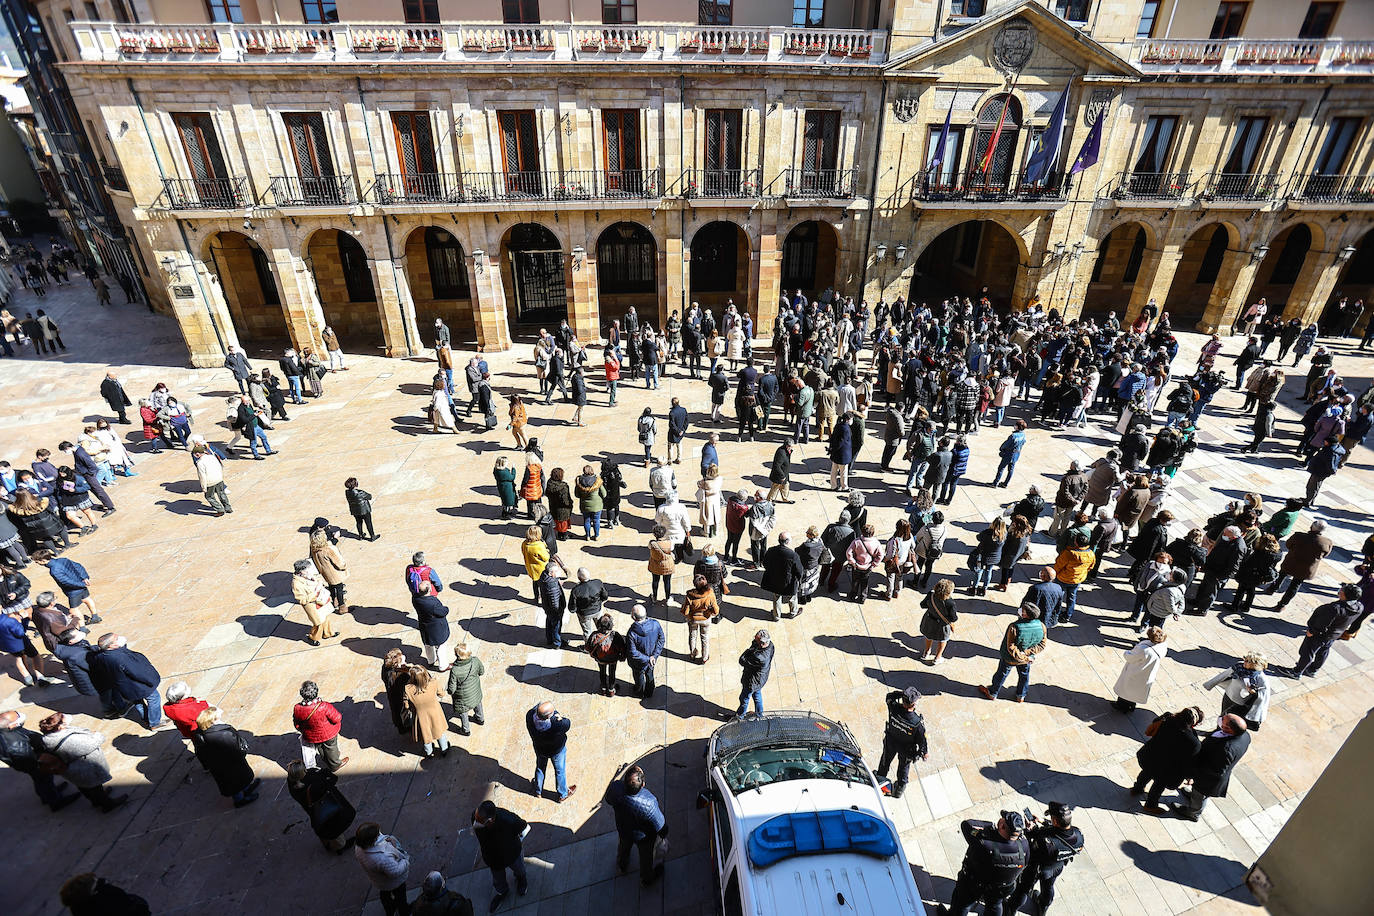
[205,230,289,353]
[1083,222,1150,318]
[1250,223,1314,315]
[596,221,657,327]
[971,94,1022,191]
[690,220,749,313]
[306,229,383,350]
[1326,229,1374,337]
[404,226,475,345]
[1162,223,1234,328]
[500,222,566,326]
[780,220,839,302]
[909,219,1025,310]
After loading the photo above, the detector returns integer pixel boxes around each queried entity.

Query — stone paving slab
[2,278,1373,914]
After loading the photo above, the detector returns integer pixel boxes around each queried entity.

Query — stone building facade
[39,0,1374,365]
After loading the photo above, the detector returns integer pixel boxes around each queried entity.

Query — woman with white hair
[291,559,335,645]
[1203,652,1272,731]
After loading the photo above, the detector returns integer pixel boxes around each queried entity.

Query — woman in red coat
[292,680,348,772]
[137,399,166,451]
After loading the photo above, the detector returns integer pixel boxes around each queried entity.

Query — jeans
[489,855,528,896]
[247,428,271,458]
[645,364,659,389]
[1293,633,1337,676]
[794,415,810,444]
[993,406,1006,426]
[989,659,1031,700]
[938,474,961,504]
[1057,582,1080,624]
[287,375,303,403]
[130,690,163,727]
[608,379,618,405]
[95,461,115,486]
[583,511,601,538]
[992,456,1017,485]
[422,735,451,756]
[906,458,930,492]
[534,746,569,797]
[544,603,566,647]
[972,565,995,590]
[631,661,657,697]
[736,686,764,717]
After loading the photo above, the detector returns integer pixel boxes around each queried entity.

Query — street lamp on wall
[1338,244,1357,263]
[874,243,888,262]
[159,255,181,280]
[894,244,908,262]
[571,246,585,271]
[1251,244,1270,263]
[471,248,485,275]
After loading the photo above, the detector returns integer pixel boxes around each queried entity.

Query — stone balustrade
[1133,37,1374,73]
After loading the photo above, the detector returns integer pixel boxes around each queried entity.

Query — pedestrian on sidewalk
[445,642,485,736]
[979,604,1048,703]
[473,801,528,912]
[223,345,253,394]
[1172,714,1251,822]
[873,686,928,798]
[191,442,231,516]
[605,765,668,886]
[1111,627,1169,713]
[525,700,576,803]
[626,604,665,698]
[36,713,128,813]
[1202,653,1272,731]
[918,579,958,665]
[734,629,774,718]
[194,707,262,808]
[285,761,356,854]
[1288,585,1364,678]
[353,823,411,916]
[293,681,349,772]
[99,372,132,424]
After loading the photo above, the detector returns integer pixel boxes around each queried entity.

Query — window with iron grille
[1132,115,1178,175]
[597,222,656,294]
[173,113,228,183]
[283,112,334,179]
[425,228,470,299]
[1222,117,1268,174]
[1314,117,1360,174]
[337,232,376,303]
[392,112,437,177]
[698,0,732,25]
[801,111,840,190]
[603,110,642,192]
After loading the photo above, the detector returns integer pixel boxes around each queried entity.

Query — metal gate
[513,249,567,321]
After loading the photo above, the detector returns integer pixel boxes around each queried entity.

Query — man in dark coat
[61,441,114,515]
[99,372,132,424]
[604,765,668,886]
[1289,584,1364,677]
[666,398,689,465]
[223,346,253,394]
[758,365,780,431]
[1186,526,1247,615]
[279,349,305,404]
[1021,567,1064,624]
[568,568,608,644]
[1005,802,1084,916]
[766,439,794,503]
[874,687,928,798]
[1173,714,1251,821]
[734,629,774,718]
[1233,336,1261,389]
[525,700,575,803]
[760,532,805,620]
[410,580,452,669]
[473,800,529,911]
[89,634,162,727]
[0,709,80,811]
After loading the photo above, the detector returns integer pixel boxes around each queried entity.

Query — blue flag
[928,98,954,176]
[1025,84,1070,184]
[1070,110,1103,176]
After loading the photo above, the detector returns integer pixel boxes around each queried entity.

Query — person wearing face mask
[1172,713,1252,822]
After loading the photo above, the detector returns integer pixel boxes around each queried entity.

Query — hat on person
[1001,810,1028,835]
[1047,801,1074,820]
[902,686,922,705]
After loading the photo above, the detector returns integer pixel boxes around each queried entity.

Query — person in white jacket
[695,465,724,538]
[354,822,410,915]
[1111,627,1169,712]
[654,492,693,563]
[190,439,231,516]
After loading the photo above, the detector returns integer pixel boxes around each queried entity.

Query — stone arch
[202,230,291,353]
[1327,228,1374,336]
[908,218,1031,311]
[499,222,567,327]
[1250,223,1317,312]
[595,220,658,328]
[1083,220,1154,317]
[689,220,751,316]
[304,228,385,351]
[403,225,476,346]
[1161,222,1239,328]
[779,220,841,301]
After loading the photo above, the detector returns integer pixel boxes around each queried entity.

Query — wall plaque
[991,18,1036,76]
[172,285,194,299]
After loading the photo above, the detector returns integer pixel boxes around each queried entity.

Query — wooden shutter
[603,110,641,191]
[499,111,540,195]
[802,111,839,172]
[174,113,228,182]
[392,112,437,177]
[284,113,333,178]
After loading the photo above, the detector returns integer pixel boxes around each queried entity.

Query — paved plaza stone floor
[2,279,1372,916]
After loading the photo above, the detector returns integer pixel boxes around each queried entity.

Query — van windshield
[721,744,867,793]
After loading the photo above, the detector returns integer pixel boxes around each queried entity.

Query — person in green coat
[573,463,607,541]
[445,642,485,736]
[493,457,518,519]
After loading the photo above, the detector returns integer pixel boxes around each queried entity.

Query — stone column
[570,251,600,343]
[663,230,684,324]
[1124,246,1182,325]
[756,220,782,332]
[1284,249,1344,325]
[263,229,324,356]
[172,255,237,368]
[1201,249,1257,334]
[371,252,417,358]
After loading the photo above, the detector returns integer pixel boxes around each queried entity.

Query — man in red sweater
[293,680,348,772]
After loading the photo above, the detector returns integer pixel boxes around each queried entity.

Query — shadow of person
[979,758,1140,815]
[1119,839,1252,897]
[254,570,294,601]
[153,498,213,516]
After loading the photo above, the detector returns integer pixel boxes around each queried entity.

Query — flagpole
[1049,81,1099,316]
[978,71,1021,182]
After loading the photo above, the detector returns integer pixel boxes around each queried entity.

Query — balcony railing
[264,174,356,207]
[1202,172,1280,201]
[1111,171,1191,200]
[369,172,466,204]
[681,168,762,198]
[1132,37,1374,74]
[912,170,1068,203]
[780,168,858,199]
[159,176,249,209]
[1288,173,1374,204]
[557,169,662,199]
[68,21,888,65]
[102,162,129,192]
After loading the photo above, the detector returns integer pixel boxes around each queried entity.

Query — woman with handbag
[681,574,719,664]
[381,649,412,735]
[301,347,326,397]
[918,579,958,665]
[1130,706,1202,814]
[36,712,128,812]
[291,559,336,646]
[194,707,261,808]
[587,613,627,696]
[405,666,451,759]
[796,525,824,607]
[882,519,916,600]
[286,760,356,853]
[1203,653,1272,731]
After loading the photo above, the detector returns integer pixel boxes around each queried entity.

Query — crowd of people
[2,253,1372,914]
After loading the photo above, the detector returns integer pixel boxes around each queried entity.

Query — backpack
[406,565,433,594]
[637,416,653,443]
[588,630,625,663]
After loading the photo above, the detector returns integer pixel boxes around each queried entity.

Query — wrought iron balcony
[102,162,129,192]
[1202,172,1280,201]
[1288,173,1374,204]
[1112,170,1191,200]
[160,176,249,209]
[264,174,356,207]
[780,167,858,199]
[912,169,1068,203]
[557,169,662,199]
[680,168,761,199]
[370,172,467,204]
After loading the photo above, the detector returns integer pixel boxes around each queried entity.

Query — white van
[697,711,927,915]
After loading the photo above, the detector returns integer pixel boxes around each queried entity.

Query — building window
[1314,117,1360,174]
[402,0,438,22]
[1196,226,1228,284]
[703,109,743,178]
[1222,116,1268,174]
[1121,229,1147,284]
[1299,3,1341,39]
[1054,0,1089,22]
[1210,2,1249,39]
[392,112,437,177]
[698,0,732,25]
[602,110,643,192]
[173,113,228,183]
[337,232,376,303]
[302,0,338,23]
[793,0,824,28]
[283,113,334,178]
[1132,115,1178,174]
[498,111,541,195]
[597,222,656,295]
[502,0,540,23]
[425,228,470,300]
[1136,1,1160,37]
[950,0,986,16]
[111,0,132,22]
[205,0,243,23]
[925,124,965,188]
[603,0,636,24]
[801,110,840,189]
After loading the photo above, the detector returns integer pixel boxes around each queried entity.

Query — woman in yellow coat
[308,529,349,615]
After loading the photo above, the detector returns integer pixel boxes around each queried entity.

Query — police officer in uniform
[873,686,928,798]
[1005,801,1083,914]
[938,810,1030,916]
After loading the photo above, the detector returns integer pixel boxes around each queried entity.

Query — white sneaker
[931,656,942,666]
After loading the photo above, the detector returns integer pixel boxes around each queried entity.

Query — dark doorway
[505,223,566,323]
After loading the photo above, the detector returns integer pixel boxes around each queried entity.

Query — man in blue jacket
[525,700,575,803]
[89,633,162,728]
[626,604,665,699]
[666,398,689,465]
[992,420,1027,488]
[606,765,668,886]
[60,440,114,515]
